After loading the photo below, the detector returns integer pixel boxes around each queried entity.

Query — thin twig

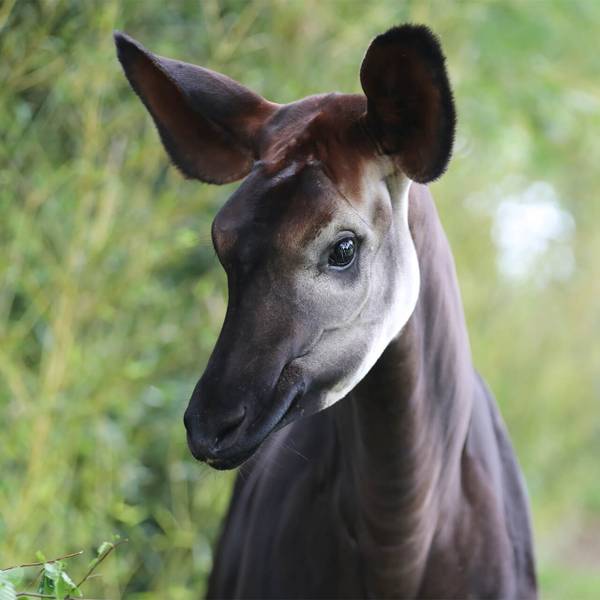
[1,551,83,572]
[76,539,127,589]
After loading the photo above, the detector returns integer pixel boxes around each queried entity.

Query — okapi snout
[183,383,248,466]
[184,352,307,469]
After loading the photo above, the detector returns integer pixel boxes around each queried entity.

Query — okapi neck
[331,183,475,596]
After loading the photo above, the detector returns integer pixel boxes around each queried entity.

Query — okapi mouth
[190,376,306,471]
[204,445,258,471]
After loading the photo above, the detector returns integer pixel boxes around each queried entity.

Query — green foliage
[0,573,17,600]
[38,561,81,599]
[0,541,121,599]
[1,1,598,598]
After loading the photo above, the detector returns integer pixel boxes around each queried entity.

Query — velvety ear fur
[360,24,456,183]
[114,32,276,184]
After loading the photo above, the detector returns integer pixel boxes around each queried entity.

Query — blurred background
[1,0,599,598]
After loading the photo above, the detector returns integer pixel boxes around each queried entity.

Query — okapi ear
[114,32,277,184]
[360,24,456,183]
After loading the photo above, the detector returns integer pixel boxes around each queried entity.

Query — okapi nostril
[214,405,247,449]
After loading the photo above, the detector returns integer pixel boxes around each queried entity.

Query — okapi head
[115,24,456,469]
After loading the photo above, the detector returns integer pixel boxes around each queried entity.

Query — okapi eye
[329,237,356,269]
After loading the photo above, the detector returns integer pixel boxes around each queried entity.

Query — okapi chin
[116,23,537,599]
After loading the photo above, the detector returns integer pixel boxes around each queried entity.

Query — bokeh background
[1,0,599,597]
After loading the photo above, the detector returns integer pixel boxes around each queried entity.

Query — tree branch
[1,551,84,572]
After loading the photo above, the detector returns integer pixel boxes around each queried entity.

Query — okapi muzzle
[115,25,455,469]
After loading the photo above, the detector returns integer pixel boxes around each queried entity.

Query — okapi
[115,24,537,599]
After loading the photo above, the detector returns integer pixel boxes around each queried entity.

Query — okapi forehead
[258,93,377,201]
[213,93,388,259]
[213,162,340,257]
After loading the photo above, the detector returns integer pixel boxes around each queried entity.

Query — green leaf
[56,570,81,599]
[97,541,114,556]
[87,540,115,571]
[43,562,60,579]
[0,569,24,588]
[60,570,78,590]
[0,573,17,600]
[38,571,55,595]
[38,562,61,596]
